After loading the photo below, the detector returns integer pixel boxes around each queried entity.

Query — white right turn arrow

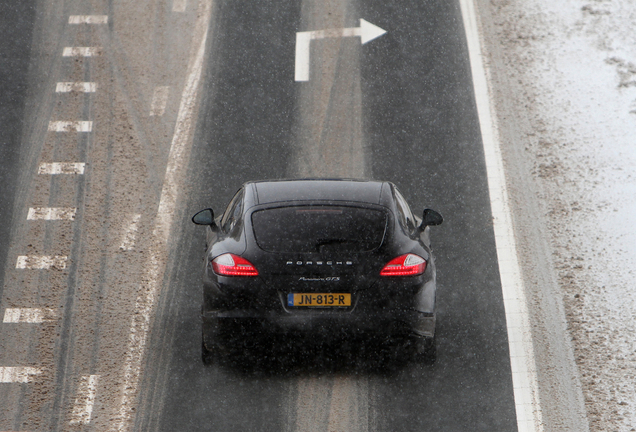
[295,19,387,82]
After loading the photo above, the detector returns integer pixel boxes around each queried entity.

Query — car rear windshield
[251,206,387,253]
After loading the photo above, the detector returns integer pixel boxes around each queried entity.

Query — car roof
[246,179,392,207]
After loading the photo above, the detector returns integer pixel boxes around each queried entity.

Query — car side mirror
[192,208,215,226]
[420,208,443,229]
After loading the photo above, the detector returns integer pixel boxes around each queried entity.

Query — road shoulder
[473,0,591,430]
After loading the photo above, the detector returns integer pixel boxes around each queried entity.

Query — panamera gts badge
[299,277,340,282]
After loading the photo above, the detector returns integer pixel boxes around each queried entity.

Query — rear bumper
[201,308,435,339]
[201,276,437,342]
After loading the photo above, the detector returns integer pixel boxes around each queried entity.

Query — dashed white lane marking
[56,82,97,93]
[70,375,99,425]
[0,367,42,383]
[459,1,543,431]
[119,214,141,250]
[38,162,86,175]
[62,47,101,57]
[149,86,170,116]
[111,0,213,430]
[172,0,187,12]
[3,308,55,323]
[68,15,108,24]
[48,121,93,132]
[16,256,68,270]
[27,207,77,221]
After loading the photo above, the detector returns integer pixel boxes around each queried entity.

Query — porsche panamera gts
[192,179,443,364]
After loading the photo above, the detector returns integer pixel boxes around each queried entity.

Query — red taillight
[211,253,259,277]
[380,254,427,276]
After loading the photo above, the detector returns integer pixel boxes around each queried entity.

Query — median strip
[110,1,213,430]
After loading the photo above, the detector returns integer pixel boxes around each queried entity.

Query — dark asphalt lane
[361,1,516,430]
[140,0,517,430]
[192,0,299,200]
[0,0,37,300]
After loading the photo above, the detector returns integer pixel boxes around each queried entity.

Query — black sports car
[192,179,443,364]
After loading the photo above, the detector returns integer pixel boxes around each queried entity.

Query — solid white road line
[0,367,42,383]
[27,207,77,221]
[63,47,101,57]
[16,256,68,270]
[458,1,543,431]
[3,308,55,323]
[70,375,99,425]
[48,121,93,132]
[119,214,142,251]
[149,86,170,116]
[68,15,108,24]
[38,162,86,175]
[111,1,213,431]
[172,0,187,12]
[56,82,97,93]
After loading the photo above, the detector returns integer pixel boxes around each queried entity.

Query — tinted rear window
[252,206,387,253]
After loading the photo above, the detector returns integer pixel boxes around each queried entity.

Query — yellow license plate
[287,293,351,307]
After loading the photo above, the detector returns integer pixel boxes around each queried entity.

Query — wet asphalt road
[0,0,37,299]
[137,0,517,431]
[0,0,518,430]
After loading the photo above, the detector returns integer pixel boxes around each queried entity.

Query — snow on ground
[482,0,636,430]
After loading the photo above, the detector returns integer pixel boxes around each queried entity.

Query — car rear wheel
[413,335,436,364]
[201,338,216,365]
[202,331,227,365]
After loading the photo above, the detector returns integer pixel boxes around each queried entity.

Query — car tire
[202,332,227,365]
[413,335,437,364]
[201,338,216,365]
